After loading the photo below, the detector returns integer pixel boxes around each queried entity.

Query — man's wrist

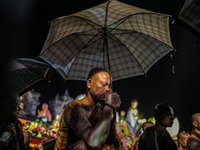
[103,103,116,115]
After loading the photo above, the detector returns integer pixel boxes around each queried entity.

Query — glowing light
[167,117,180,139]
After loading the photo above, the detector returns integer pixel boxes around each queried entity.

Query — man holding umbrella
[56,68,122,150]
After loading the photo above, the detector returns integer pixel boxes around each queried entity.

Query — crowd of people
[1,68,200,150]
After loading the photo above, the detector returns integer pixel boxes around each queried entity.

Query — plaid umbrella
[7,58,54,96]
[38,0,174,82]
[177,0,200,34]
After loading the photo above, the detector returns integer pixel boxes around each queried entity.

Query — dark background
[1,0,200,133]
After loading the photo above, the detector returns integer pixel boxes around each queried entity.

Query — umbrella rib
[82,36,103,49]
[107,32,147,75]
[107,28,174,50]
[107,12,170,33]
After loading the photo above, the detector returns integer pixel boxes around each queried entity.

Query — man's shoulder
[187,137,200,150]
[66,101,81,109]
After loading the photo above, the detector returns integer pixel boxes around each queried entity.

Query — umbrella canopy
[38,0,174,82]
[177,0,200,35]
[7,58,54,96]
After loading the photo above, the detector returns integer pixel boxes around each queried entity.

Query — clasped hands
[105,90,121,109]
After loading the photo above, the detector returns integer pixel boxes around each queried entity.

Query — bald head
[178,131,189,148]
[87,68,109,80]
[86,68,111,102]
[191,113,200,123]
[191,113,200,130]
[178,131,188,140]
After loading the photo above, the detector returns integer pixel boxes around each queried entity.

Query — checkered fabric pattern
[39,0,174,81]
[7,58,53,96]
[178,0,200,34]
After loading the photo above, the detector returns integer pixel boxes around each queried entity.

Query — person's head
[154,103,175,127]
[23,131,32,146]
[178,131,189,148]
[37,143,44,150]
[191,113,200,130]
[142,121,154,131]
[2,89,21,118]
[87,68,111,102]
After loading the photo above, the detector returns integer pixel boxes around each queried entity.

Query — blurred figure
[133,121,154,150]
[177,131,189,150]
[23,131,32,150]
[0,88,25,150]
[138,103,177,150]
[37,143,43,150]
[187,113,200,150]
[52,115,61,129]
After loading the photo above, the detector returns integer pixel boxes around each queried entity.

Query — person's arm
[0,123,16,149]
[65,92,121,150]
[102,120,122,150]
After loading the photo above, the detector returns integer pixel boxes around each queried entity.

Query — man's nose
[105,86,111,92]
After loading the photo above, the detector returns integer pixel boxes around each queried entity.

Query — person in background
[23,131,32,150]
[187,113,200,150]
[37,143,43,150]
[133,121,154,150]
[177,131,189,150]
[55,68,122,150]
[0,88,25,150]
[138,103,177,150]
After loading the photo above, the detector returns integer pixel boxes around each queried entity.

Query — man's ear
[193,121,198,127]
[87,79,92,89]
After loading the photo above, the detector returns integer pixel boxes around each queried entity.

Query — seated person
[177,131,189,150]
[187,113,200,150]
[0,89,25,150]
[55,68,122,150]
[138,103,177,150]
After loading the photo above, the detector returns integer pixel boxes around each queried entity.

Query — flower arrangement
[37,103,52,122]
[22,118,57,148]
[20,103,56,148]
[116,127,128,150]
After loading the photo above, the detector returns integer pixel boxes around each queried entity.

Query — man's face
[160,109,174,127]
[88,71,111,102]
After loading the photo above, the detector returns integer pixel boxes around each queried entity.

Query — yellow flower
[37,133,42,138]
[29,125,34,130]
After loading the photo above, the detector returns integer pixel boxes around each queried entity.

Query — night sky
[1,0,200,133]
